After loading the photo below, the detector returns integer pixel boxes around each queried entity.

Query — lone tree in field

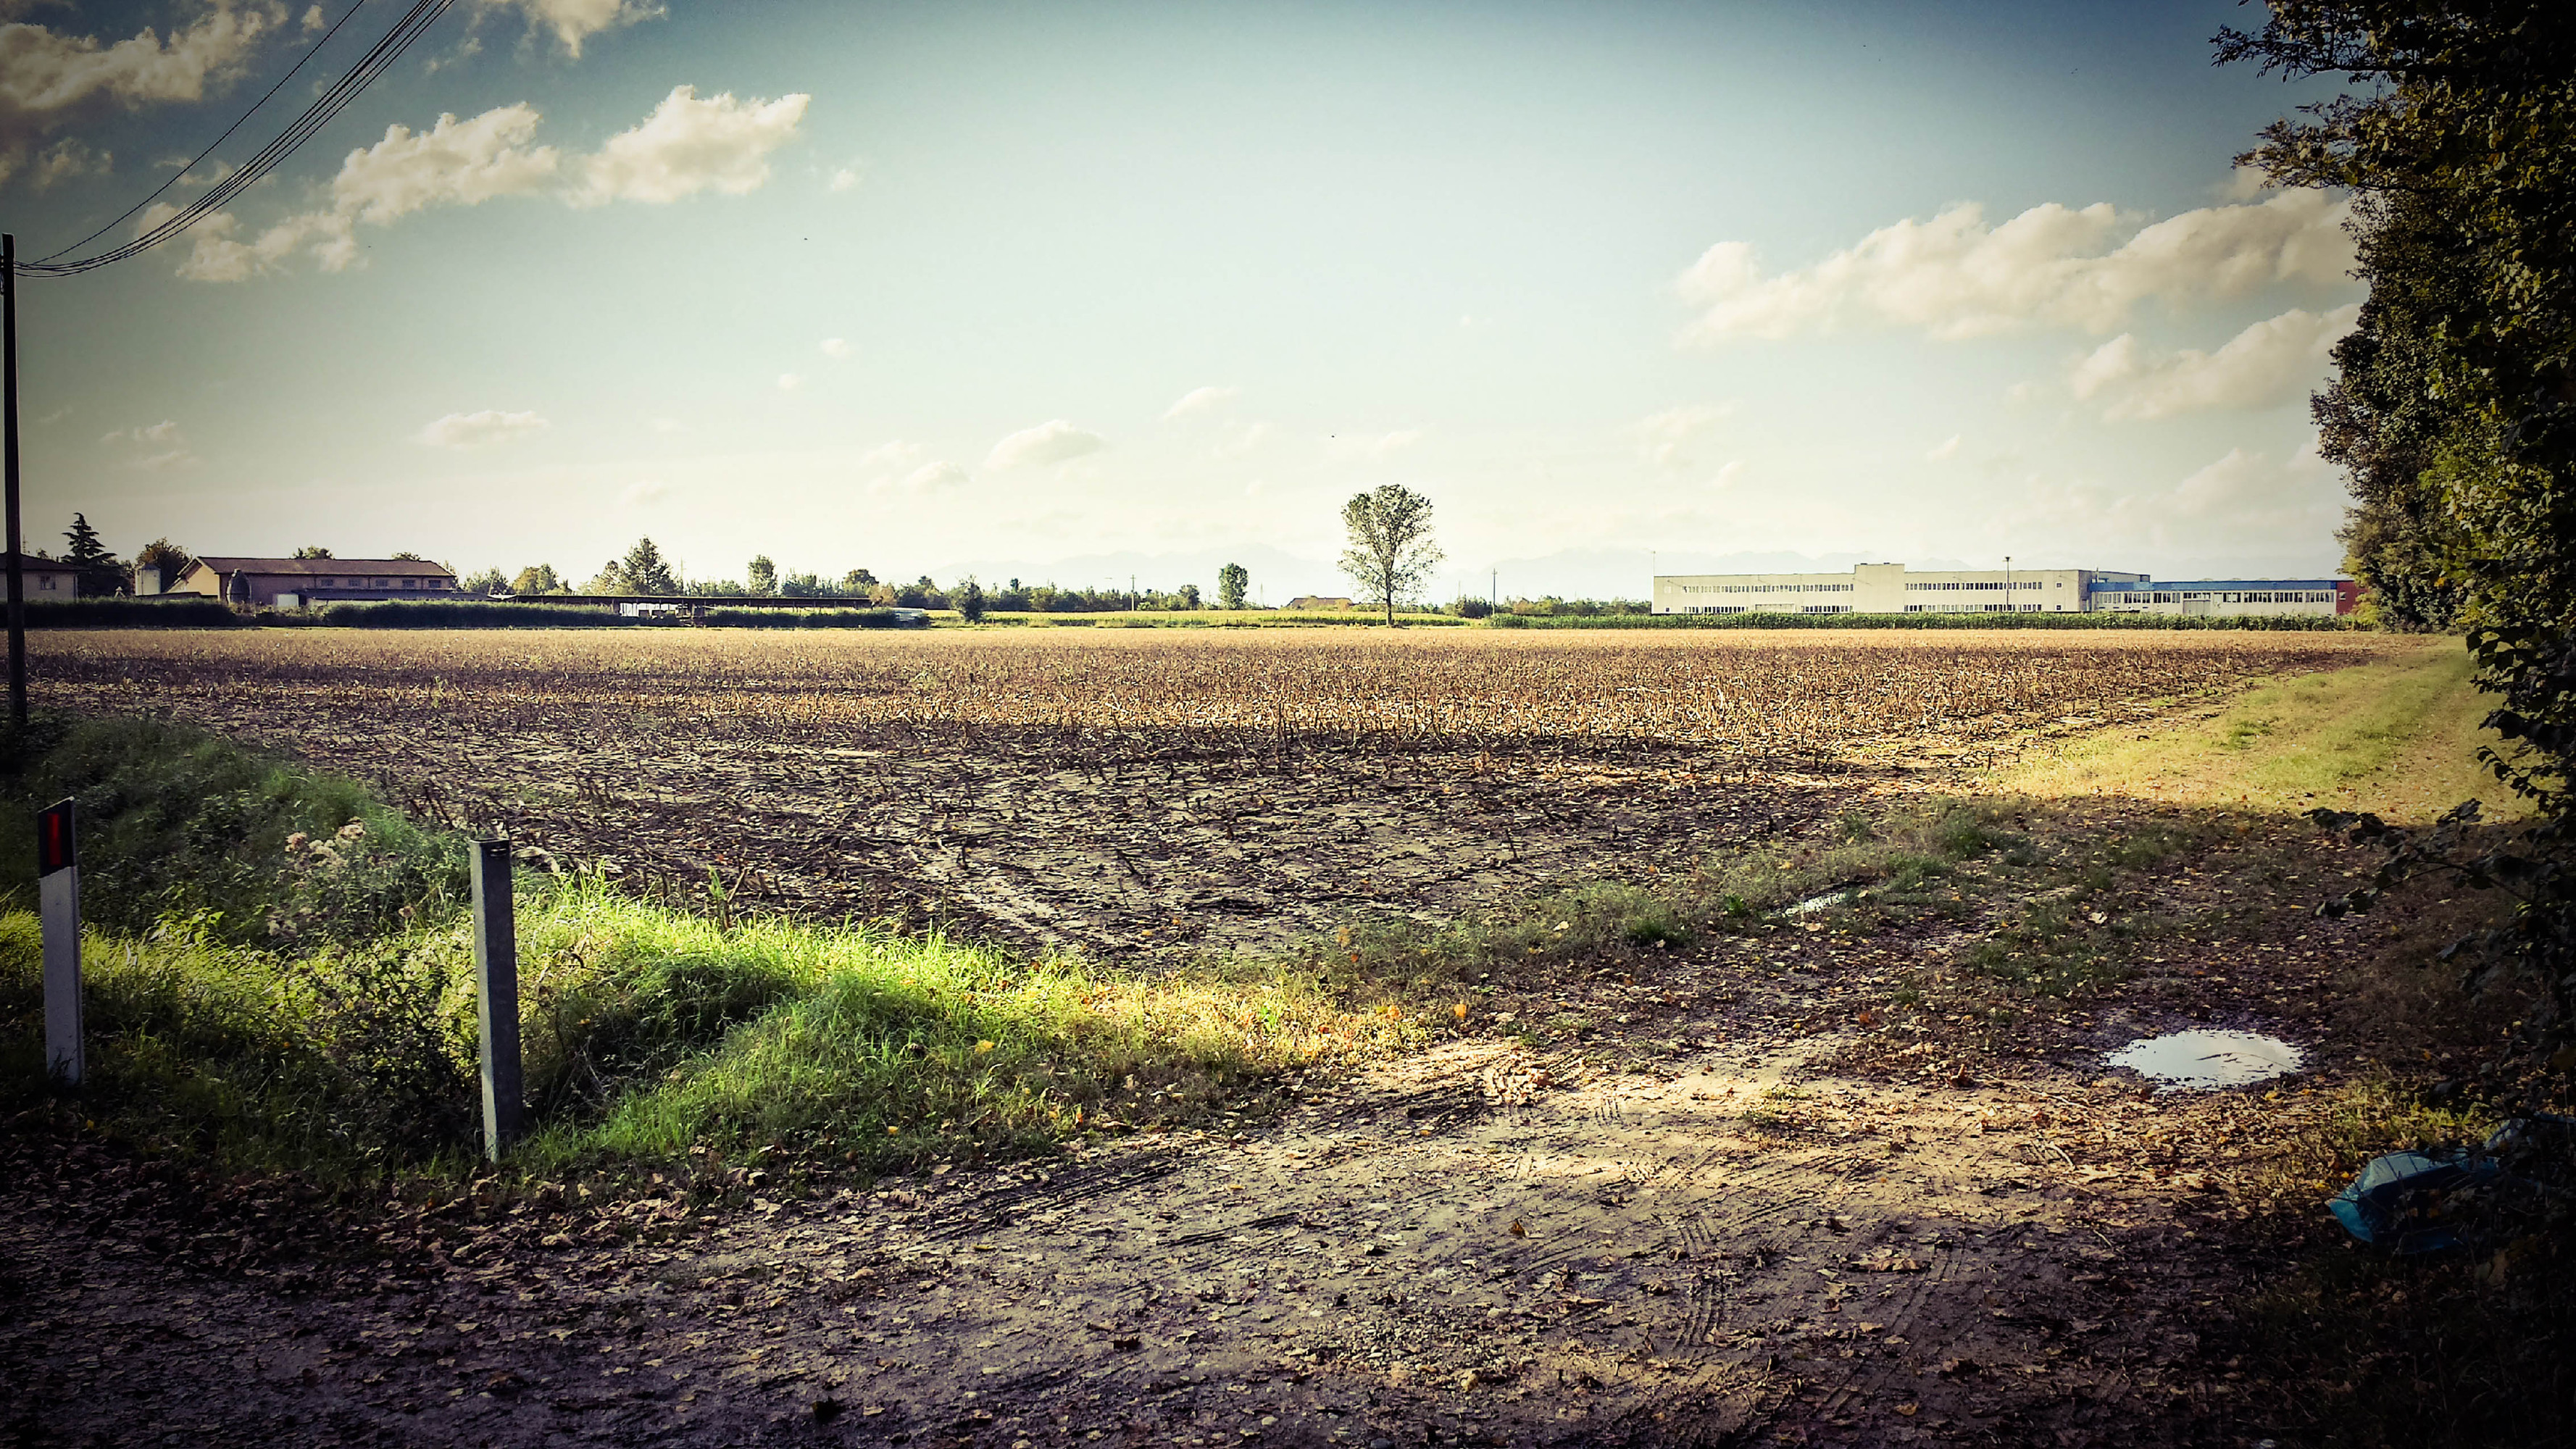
[1217,561,1249,610]
[1338,485,1443,626]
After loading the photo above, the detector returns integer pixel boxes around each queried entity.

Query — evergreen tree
[618,538,680,595]
[62,514,124,596]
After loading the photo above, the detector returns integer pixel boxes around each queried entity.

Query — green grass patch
[0,713,1416,1185]
[0,712,464,943]
[1998,643,2523,824]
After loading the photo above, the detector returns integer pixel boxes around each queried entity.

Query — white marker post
[37,797,78,1083]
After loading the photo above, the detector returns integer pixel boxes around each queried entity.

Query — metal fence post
[470,838,521,1159]
[38,797,78,1083]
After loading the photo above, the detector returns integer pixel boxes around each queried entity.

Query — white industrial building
[1651,563,2355,618]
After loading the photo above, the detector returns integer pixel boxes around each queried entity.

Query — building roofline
[183,557,455,577]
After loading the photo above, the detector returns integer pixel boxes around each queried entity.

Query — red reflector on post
[36,799,73,875]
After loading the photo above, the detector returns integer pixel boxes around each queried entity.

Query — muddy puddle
[2105,1028,2305,1091]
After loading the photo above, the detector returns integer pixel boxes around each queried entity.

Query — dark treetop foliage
[2221,1,2576,1086]
[60,514,122,597]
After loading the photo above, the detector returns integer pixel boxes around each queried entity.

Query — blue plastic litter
[2326,1149,2501,1254]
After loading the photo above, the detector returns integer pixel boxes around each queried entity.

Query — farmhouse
[1285,596,1354,610]
[1651,562,2356,618]
[172,556,459,608]
[2,554,83,598]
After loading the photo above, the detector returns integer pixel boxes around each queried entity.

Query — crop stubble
[39,628,2396,955]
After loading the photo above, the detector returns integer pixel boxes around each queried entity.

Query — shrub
[698,607,916,629]
[0,714,464,943]
[26,597,236,628]
[317,599,622,628]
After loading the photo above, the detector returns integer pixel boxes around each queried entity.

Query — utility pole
[4,234,23,730]
[2004,554,2012,616]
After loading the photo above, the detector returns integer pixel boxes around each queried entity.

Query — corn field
[37,627,2402,956]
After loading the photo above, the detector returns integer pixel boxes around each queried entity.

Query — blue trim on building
[2087,580,2345,593]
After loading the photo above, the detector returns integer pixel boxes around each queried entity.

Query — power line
[22,0,459,278]
[33,0,378,268]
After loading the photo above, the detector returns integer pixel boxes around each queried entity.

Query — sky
[4,0,2364,600]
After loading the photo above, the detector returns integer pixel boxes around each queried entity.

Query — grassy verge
[1996,640,2523,823]
[0,714,1414,1186]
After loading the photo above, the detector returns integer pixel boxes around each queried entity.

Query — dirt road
[5,910,2337,1448]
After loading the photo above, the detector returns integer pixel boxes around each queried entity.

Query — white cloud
[178,104,561,277]
[570,85,809,206]
[1711,459,1747,490]
[1630,403,1733,468]
[99,415,199,469]
[1329,428,1422,462]
[1677,188,2354,343]
[1926,434,1962,461]
[857,439,926,470]
[649,416,681,433]
[0,1,283,188]
[828,164,861,193]
[171,85,806,281]
[1162,385,1239,420]
[0,1,280,117]
[1210,421,1271,461]
[27,135,104,187]
[985,419,1107,470]
[414,409,549,448]
[819,337,852,359]
[776,372,804,392]
[102,419,182,445]
[620,479,669,506]
[892,460,969,493]
[2069,303,2358,420]
[2017,441,2344,557]
[173,157,233,189]
[477,0,659,57]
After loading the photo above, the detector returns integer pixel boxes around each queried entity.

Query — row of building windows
[309,577,449,590]
[2107,590,2335,605]
[1905,603,2045,614]
[1675,603,1859,614]
[1674,582,1854,594]
[1905,580,2044,591]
